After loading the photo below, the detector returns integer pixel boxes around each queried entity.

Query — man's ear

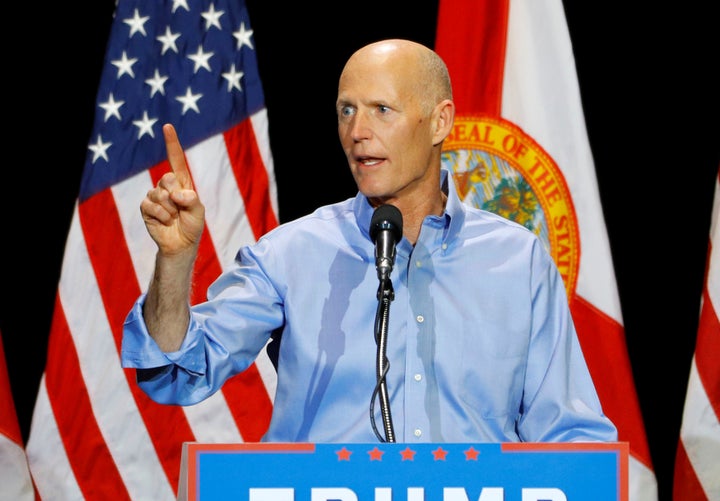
[432,99,455,146]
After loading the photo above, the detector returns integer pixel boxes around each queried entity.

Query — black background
[2,1,718,500]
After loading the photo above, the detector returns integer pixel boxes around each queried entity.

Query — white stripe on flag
[182,391,243,444]
[114,171,157,288]
[0,434,34,501]
[27,380,83,500]
[188,134,256,270]
[708,176,720,310]
[251,109,279,218]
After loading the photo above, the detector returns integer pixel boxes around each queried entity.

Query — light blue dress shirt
[121,169,617,444]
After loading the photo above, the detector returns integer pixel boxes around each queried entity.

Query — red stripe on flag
[435,0,509,115]
[45,295,131,500]
[225,120,279,240]
[191,210,223,305]
[0,332,22,445]
[149,160,172,185]
[79,190,196,490]
[222,367,273,441]
[79,190,144,350]
[673,441,708,501]
[695,270,720,419]
[571,295,653,468]
[192,234,221,305]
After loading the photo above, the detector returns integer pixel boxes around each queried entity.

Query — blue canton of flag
[83,0,264,201]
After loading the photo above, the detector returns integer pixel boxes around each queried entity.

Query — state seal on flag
[442,115,580,300]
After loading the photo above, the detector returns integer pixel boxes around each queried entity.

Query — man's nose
[349,110,372,142]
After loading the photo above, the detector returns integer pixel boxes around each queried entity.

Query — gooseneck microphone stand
[369,204,402,443]
[371,276,395,443]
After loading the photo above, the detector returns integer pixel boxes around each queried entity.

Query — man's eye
[378,105,390,114]
[340,106,355,117]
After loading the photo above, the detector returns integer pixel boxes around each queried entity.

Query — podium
[178,441,628,501]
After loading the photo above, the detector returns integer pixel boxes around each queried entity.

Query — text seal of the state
[441,115,580,301]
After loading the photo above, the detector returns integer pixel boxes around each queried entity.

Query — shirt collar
[352,168,467,243]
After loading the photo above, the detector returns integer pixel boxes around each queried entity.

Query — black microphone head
[370,204,403,243]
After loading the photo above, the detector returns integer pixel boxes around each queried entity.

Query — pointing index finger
[162,123,193,189]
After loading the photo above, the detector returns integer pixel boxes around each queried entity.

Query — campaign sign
[178,442,628,501]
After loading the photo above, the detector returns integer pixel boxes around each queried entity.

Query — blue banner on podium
[178,442,628,501]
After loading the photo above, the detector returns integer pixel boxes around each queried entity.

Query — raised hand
[140,123,206,257]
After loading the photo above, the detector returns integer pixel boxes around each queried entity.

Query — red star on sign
[400,447,416,461]
[335,447,352,461]
[432,447,448,461]
[368,446,385,461]
[463,446,480,460]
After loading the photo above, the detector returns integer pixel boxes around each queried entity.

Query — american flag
[25,0,278,499]
[435,0,658,498]
[673,166,720,500]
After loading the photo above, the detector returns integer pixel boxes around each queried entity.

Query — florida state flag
[0,331,34,500]
[435,1,658,499]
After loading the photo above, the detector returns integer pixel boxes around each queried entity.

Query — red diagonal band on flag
[571,296,652,467]
[435,0,509,115]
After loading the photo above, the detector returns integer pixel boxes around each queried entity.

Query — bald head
[340,39,453,114]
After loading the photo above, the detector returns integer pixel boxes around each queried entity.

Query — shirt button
[414,428,422,437]
[442,243,448,250]
[414,373,422,382]
[415,260,422,268]
[416,315,424,323]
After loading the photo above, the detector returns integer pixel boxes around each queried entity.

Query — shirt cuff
[120,293,207,376]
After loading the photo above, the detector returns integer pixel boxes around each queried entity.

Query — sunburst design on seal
[442,115,580,300]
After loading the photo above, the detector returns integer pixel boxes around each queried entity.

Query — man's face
[336,49,436,203]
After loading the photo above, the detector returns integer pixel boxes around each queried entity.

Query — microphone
[369,204,403,282]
